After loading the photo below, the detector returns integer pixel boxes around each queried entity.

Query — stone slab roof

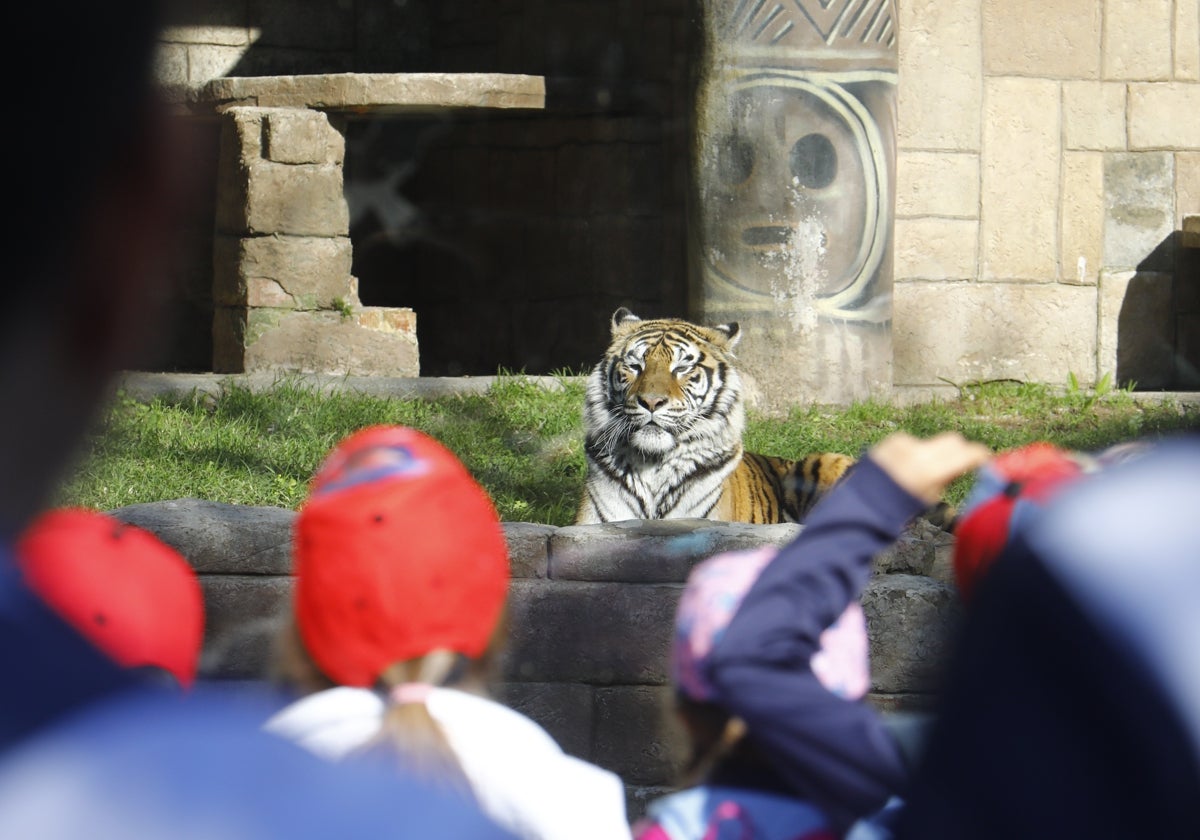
[191,72,545,115]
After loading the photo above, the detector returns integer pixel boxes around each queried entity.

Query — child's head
[16,508,204,689]
[952,442,1093,603]
[671,545,870,778]
[285,425,510,790]
[290,425,511,689]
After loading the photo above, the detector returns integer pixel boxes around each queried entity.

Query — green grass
[55,375,1198,526]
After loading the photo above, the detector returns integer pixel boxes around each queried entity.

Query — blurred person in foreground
[632,431,992,839]
[16,508,204,689]
[0,3,512,837]
[265,424,632,840]
[894,430,1200,838]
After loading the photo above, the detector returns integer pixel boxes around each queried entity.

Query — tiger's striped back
[721,452,856,524]
[576,307,855,525]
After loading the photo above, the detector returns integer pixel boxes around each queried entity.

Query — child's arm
[704,433,989,832]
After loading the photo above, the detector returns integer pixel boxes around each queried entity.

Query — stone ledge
[192,72,546,114]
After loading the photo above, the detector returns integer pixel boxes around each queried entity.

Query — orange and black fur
[576,308,855,525]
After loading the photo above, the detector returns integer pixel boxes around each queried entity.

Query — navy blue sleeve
[0,550,137,751]
[703,456,925,832]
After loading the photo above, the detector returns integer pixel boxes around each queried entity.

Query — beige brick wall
[154,1,1197,393]
[895,0,1198,391]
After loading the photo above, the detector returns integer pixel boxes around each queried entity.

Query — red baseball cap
[952,442,1089,604]
[16,508,205,688]
[293,425,510,688]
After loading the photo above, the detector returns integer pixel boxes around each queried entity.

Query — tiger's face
[588,308,744,457]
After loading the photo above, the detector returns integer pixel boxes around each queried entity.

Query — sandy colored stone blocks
[893,281,1098,386]
[186,45,250,85]
[263,109,345,165]
[863,575,960,694]
[1060,151,1105,285]
[1098,270,1177,389]
[215,107,350,237]
[983,0,1101,79]
[212,234,355,309]
[981,78,1060,280]
[896,152,979,218]
[1103,0,1173,81]
[1128,83,1200,150]
[1178,153,1200,229]
[1063,81,1126,151]
[898,0,981,151]
[1103,152,1175,270]
[1178,0,1200,81]
[213,307,419,376]
[894,218,978,280]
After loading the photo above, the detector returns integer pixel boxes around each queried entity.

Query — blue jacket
[0,546,515,839]
[699,456,916,834]
[896,433,1200,838]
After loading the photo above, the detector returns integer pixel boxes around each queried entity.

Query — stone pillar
[212,106,419,376]
[689,1,898,412]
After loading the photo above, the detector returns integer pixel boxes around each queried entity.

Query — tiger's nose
[639,394,668,413]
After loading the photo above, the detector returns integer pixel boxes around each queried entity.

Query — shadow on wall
[1117,232,1200,391]
[238,1,691,377]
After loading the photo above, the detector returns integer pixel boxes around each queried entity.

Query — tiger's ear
[612,307,641,333]
[712,321,741,349]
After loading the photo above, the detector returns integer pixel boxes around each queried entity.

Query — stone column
[212,105,419,376]
[689,0,898,412]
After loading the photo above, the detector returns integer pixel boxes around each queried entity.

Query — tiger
[575,307,856,525]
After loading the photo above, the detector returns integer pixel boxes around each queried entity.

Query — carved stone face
[696,74,889,321]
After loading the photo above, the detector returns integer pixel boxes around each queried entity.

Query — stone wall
[892,0,1199,398]
[113,498,960,810]
[154,0,1198,398]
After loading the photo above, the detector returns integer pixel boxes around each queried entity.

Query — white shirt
[264,686,632,840]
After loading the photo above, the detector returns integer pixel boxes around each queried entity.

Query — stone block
[214,235,355,308]
[503,580,679,684]
[895,152,979,218]
[1062,82,1127,151]
[264,110,345,165]
[504,522,555,579]
[1178,153,1200,229]
[982,0,1101,78]
[215,110,262,235]
[241,309,419,377]
[1178,0,1200,81]
[897,0,981,151]
[212,306,247,373]
[112,498,296,575]
[1128,84,1200,150]
[981,78,1060,280]
[1098,270,1177,389]
[199,576,293,680]
[893,281,1098,387]
[873,519,940,576]
[549,521,799,583]
[1060,151,1105,285]
[894,218,978,280]
[1103,152,1175,270]
[354,307,416,335]
[862,574,962,694]
[244,161,349,237]
[1103,0,1173,81]
[161,25,251,47]
[187,44,249,85]
[153,43,188,87]
[592,686,687,787]
[492,682,595,760]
